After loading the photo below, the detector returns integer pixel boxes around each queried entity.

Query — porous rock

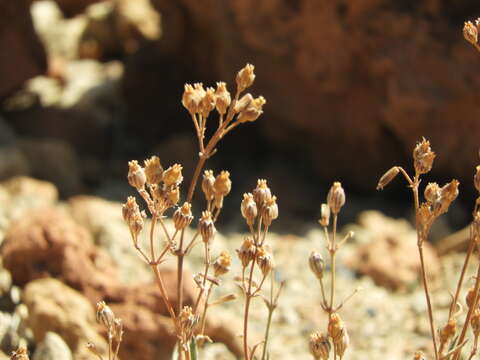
[33,332,73,360]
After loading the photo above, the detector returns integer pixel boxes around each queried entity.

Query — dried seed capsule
[96,301,115,329]
[165,186,180,207]
[163,164,183,187]
[200,87,216,118]
[173,202,193,230]
[122,196,139,224]
[262,195,278,226]
[241,193,258,226]
[413,138,435,175]
[464,21,479,46]
[475,165,480,193]
[466,287,476,309]
[439,318,456,344]
[113,318,123,342]
[214,171,232,197]
[215,82,231,115]
[334,328,349,359]
[319,203,330,227]
[433,180,459,216]
[309,332,330,360]
[256,246,274,276]
[237,237,256,267]
[424,182,441,203]
[236,63,255,92]
[472,309,480,336]
[253,179,272,208]
[234,93,253,113]
[202,170,216,201]
[327,182,345,215]
[182,84,200,114]
[199,211,216,244]
[376,166,399,190]
[127,160,146,190]
[214,194,224,209]
[237,96,266,123]
[309,251,325,280]
[144,156,163,185]
[213,251,232,277]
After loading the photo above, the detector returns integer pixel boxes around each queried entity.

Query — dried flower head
[122,196,139,224]
[199,211,216,244]
[96,300,115,329]
[127,160,146,190]
[236,63,255,92]
[179,306,198,332]
[464,20,479,46]
[214,171,232,197]
[309,251,325,280]
[144,156,163,185]
[200,87,216,118]
[234,93,253,114]
[413,138,435,175]
[237,96,266,123]
[165,186,180,207]
[215,82,231,115]
[241,193,258,226]
[163,164,183,188]
[182,83,201,114]
[432,180,459,217]
[10,347,29,360]
[173,202,193,230]
[202,170,216,201]
[213,251,232,277]
[319,203,330,227]
[309,332,330,360]
[424,182,441,204]
[253,179,272,208]
[262,195,279,226]
[256,246,274,276]
[376,166,400,190]
[237,237,257,267]
[327,182,345,215]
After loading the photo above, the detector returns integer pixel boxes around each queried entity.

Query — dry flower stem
[412,173,439,360]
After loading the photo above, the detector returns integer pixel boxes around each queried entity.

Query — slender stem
[448,224,475,320]
[199,284,214,335]
[193,244,210,313]
[330,214,338,311]
[150,215,157,260]
[412,174,439,360]
[244,258,257,360]
[453,248,480,360]
[151,264,176,320]
[261,309,274,360]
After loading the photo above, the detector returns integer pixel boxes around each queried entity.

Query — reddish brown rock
[0,207,118,302]
[347,211,441,291]
[0,0,47,99]
[141,0,480,189]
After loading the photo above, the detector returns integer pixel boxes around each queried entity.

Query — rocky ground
[0,175,476,360]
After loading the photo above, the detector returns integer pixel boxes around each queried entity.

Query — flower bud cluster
[213,251,232,277]
[201,170,232,210]
[182,81,232,119]
[240,179,278,227]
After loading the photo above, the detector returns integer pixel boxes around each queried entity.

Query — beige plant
[120,64,266,360]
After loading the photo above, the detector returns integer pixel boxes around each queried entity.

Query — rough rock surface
[140,0,480,190]
[347,211,441,291]
[0,207,119,302]
[0,0,47,99]
[23,278,106,360]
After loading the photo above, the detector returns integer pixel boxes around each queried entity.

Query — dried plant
[235,180,280,360]
[122,64,265,359]
[10,347,29,360]
[308,182,356,360]
[87,301,124,360]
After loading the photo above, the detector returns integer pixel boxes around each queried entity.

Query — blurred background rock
[2,0,480,230]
